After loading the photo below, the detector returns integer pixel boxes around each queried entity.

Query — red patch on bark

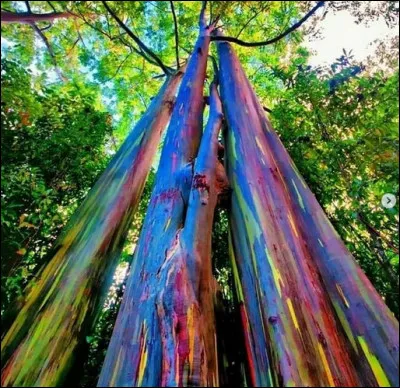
[192,174,210,192]
[153,188,181,204]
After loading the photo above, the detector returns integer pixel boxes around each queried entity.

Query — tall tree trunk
[218,41,399,387]
[98,18,224,387]
[1,71,184,387]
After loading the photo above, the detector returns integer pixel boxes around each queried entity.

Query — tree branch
[24,0,32,13]
[169,1,180,68]
[105,52,133,81]
[39,22,53,31]
[46,1,57,13]
[66,37,80,56]
[1,10,72,23]
[235,3,269,39]
[74,8,112,38]
[30,22,66,81]
[357,213,399,254]
[73,8,152,65]
[199,0,208,29]
[179,44,192,55]
[17,2,66,81]
[101,1,172,75]
[211,1,325,46]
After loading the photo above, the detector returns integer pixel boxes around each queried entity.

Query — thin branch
[73,8,146,62]
[116,33,161,67]
[147,1,164,12]
[347,222,399,285]
[235,3,269,39]
[75,26,89,51]
[179,44,192,55]
[66,37,80,57]
[101,1,172,75]
[251,63,265,79]
[153,73,167,79]
[357,213,399,254]
[30,22,66,81]
[105,52,132,82]
[169,1,180,68]
[211,1,325,47]
[46,1,57,13]
[20,1,65,81]
[24,0,32,13]
[74,8,112,39]
[136,90,149,110]
[134,44,165,68]
[39,22,53,31]
[210,13,220,28]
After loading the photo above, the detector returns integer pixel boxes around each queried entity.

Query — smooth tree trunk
[1,71,184,387]
[218,41,399,387]
[98,17,224,388]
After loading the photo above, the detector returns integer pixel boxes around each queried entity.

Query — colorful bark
[218,41,399,387]
[1,71,183,387]
[98,17,224,387]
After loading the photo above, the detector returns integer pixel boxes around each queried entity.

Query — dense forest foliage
[1,1,398,386]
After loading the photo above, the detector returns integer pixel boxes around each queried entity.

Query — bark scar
[192,174,210,205]
[215,162,231,208]
[192,174,210,192]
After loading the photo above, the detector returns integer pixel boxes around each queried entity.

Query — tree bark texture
[98,23,225,387]
[218,41,399,387]
[1,72,183,387]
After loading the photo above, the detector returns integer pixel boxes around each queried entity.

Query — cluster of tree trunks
[218,41,399,387]
[1,10,399,388]
[98,16,225,387]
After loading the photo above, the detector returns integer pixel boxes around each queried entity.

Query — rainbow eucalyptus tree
[217,40,399,387]
[97,5,226,387]
[1,1,399,387]
[1,45,184,388]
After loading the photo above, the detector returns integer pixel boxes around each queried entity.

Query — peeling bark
[1,72,184,387]
[218,41,399,387]
[98,23,225,386]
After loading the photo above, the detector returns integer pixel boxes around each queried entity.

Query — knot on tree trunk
[163,97,176,113]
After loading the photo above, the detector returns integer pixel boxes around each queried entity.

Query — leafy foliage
[271,55,399,315]
[1,59,113,324]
